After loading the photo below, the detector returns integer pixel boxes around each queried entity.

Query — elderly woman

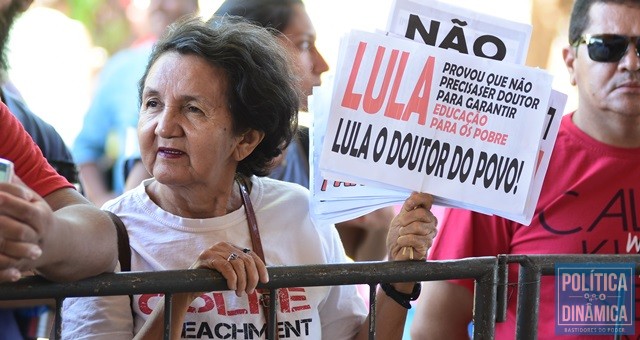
[62,16,436,340]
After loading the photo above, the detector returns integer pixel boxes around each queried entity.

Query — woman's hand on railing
[190,241,269,298]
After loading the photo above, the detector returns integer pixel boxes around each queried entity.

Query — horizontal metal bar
[0,258,496,300]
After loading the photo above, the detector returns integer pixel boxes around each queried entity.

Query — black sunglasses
[572,34,640,62]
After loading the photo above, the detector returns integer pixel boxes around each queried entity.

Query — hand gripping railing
[0,257,498,340]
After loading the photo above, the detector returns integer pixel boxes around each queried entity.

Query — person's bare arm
[36,187,118,281]
[354,192,437,340]
[411,281,474,340]
[352,281,419,340]
[78,162,116,206]
[336,206,395,261]
[0,179,118,282]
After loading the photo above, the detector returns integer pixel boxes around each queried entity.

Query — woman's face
[138,52,243,188]
[280,3,329,111]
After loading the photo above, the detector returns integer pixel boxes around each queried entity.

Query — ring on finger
[242,248,251,254]
[227,253,239,261]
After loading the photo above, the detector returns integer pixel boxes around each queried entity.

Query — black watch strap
[380,282,421,309]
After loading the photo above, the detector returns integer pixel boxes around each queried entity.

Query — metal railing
[0,254,638,339]
[0,258,498,340]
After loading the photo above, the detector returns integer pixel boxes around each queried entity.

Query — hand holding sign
[387,192,437,261]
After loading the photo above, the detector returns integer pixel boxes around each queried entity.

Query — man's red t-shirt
[429,113,640,339]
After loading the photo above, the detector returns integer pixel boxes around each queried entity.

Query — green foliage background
[65,0,132,55]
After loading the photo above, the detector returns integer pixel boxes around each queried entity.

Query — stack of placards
[311,0,567,226]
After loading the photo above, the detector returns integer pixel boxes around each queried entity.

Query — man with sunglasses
[411,0,640,338]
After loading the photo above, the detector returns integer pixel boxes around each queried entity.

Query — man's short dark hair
[569,0,640,44]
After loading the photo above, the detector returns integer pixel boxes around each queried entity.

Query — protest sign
[386,0,532,64]
[310,83,410,226]
[313,87,566,225]
[318,29,554,218]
